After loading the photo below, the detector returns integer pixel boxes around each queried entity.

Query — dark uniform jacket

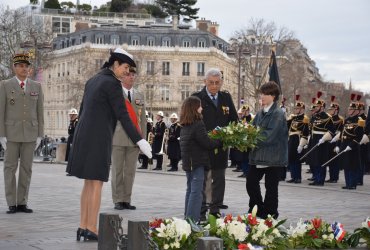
[65,118,78,161]
[167,122,181,160]
[66,68,142,182]
[152,120,166,154]
[287,113,309,163]
[180,120,221,171]
[192,87,238,169]
[328,114,344,161]
[336,115,363,170]
[307,111,335,166]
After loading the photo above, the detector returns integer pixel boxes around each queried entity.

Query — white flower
[322,234,328,240]
[227,221,248,241]
[163,244,169,249]
[328,233,334,240]
[251,205,258,217]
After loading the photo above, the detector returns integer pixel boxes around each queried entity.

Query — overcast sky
[1,0,369,93]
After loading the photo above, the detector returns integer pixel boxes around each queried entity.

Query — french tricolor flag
[332,222,346,242]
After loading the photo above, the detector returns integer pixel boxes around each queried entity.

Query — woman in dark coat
[66,48,152,241]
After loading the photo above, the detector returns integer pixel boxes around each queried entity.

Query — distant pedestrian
[65,108,78,162]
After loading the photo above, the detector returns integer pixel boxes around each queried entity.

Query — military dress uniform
[287,113,309,183]
[139,120,153,169]
[167,121,181,171]
[336,115,364,189]
[152,117,166,170]
[326,113,344,182]
[65,117,78,161]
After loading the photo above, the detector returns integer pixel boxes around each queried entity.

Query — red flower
[264,219,273,228]
[311,218,322,229]
[224,214,233,223]
[212,130,218,135]
[238,243,250,250]
[237,215,243,222]
[149,218,163,228]
[308,229,318,238]
[248,214,258,226]
[367,221,370,228]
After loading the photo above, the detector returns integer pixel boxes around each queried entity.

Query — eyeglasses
[206,80,221,86]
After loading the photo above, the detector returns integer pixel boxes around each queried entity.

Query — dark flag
[269,50,281,92]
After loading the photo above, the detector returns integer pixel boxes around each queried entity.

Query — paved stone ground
[0,159,369,250]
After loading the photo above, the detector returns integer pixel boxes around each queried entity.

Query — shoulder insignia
[358,118,365,127]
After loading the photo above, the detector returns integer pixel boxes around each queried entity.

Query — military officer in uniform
[306,91,335,186]
[334,95,364,189]
[138,117,154,169]
[111,66,146,210]
[356,97,367,185]
[152,111,166,170]
[192,68,238,218]
[167,113,181,172]
[286,95,309,184]
[0,53,44,214]
[360,105,370,175]
[326,96,344,183]
[65,108,78,162]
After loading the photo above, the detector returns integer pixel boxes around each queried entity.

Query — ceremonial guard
[138,117,154,169]
[305,91,335,186]
[167,113,181,171]
[326,96,344,183]
[152,111,166,170]
[65,108,78,162]
[237,105,253,178]
[0,53,44,214]
[356,97,367,185]
[360,105,370,175]
[334,94,364,189]
[286,95,309,184]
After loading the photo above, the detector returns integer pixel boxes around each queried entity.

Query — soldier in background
[138,117,154,169]
[356,97,367,185]
[286,95,309,184]
[152,111,166,170]
[167,113,181,171]
[360,106,370,174]
[237,105,253,178]
[326,96,344,183]
[65,108,78,162]
[306,91,335,186]
[334,94,364,189]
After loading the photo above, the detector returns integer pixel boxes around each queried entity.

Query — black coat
[287,114,309,164]
[152,120,166,154]
[167,122,181,160]
[65,118,78,161]
[180,120,220,171]
[192,87,238,169]
[66,68,142,182]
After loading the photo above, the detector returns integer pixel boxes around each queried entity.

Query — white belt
[289,131,300,136]
[312,131,326,135]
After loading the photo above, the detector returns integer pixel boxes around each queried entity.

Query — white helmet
[157,111,164,117]
[145,110,149,117]
[170,113,178,119]
[68,108,78,115]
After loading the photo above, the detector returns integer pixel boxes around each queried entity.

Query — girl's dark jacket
[249,102,288,167]
[180,120,220,171]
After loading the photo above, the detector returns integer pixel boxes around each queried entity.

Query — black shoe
[168,168,178,172]
[328,180,337,183]
[325,179,331,182]
[66,173,72,176]
[152,167,162,170]
[16,205,33,213]
[138,166,148,169]
[348,186,357,190]
[286,179,295,183]
[6,206,16,214]
[114,202,124,210]
[307,177,315,181]
[232,168,242,172]
[122,202,136,210]
[84,229,98,241]
[309,182,323,186]
[218,204,228,209]
[77,227,85,241]
[342,186,349,189]
[238,173,247,178]
[294,179,302,184]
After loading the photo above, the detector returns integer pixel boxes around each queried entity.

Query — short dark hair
[259,81,280,101]
[179,96,203,125]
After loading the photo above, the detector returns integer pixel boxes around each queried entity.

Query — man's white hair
[205,68,222,79]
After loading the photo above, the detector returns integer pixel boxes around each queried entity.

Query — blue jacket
[249,102,288,167]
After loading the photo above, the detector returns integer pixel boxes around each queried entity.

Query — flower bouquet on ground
[348,217,370,248]
[148,217,204,250]
[287,217,348,249]
[205,206,288,250]
[208,122,264,152]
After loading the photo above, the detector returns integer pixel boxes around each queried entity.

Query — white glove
[318,138,324,145]
[303,144,308,149]
[297,145,303,154]
[344,146,352,152]
[360,134,369,145]
[0,137,7,151]
[35,137,42,151]
[330,137,337,143]
[137,139,152,158]
[334,146,340,154]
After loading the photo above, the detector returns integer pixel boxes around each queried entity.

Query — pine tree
[155,0,199,21]
[44,0,61,9]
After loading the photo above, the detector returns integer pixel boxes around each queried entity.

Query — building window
[147,61,155,75]
[182,62,190,76]
[162,62,170,75]
[182,38,191,47]
[197,62,205,76]
[96,34,104,44]
[111,35,119,45]
[162,37,171,47]
[181,84,191,100]
[147,37,155,46]
[131,36,140,46]
[160,84,170,101]
[197,38,206,48]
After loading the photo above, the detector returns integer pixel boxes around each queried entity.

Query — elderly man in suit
[192,68,238,219]
[0,53,44,214]
[111,67,147,210]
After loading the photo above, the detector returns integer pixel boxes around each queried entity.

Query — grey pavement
[0,159,369,250]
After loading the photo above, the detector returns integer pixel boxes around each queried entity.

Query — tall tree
[156,0,199,21]
[110,0,132,12]
[44,0,61,9]
[144,4,167,18]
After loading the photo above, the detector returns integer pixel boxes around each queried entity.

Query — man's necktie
[20,81,25,90]
[128,90,132,102]
[211,95,217,106]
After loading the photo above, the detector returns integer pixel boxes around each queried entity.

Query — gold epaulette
[326,112,332,118]
[339,115,344,122]
[303,115,309,124]
[358,118,365,127]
